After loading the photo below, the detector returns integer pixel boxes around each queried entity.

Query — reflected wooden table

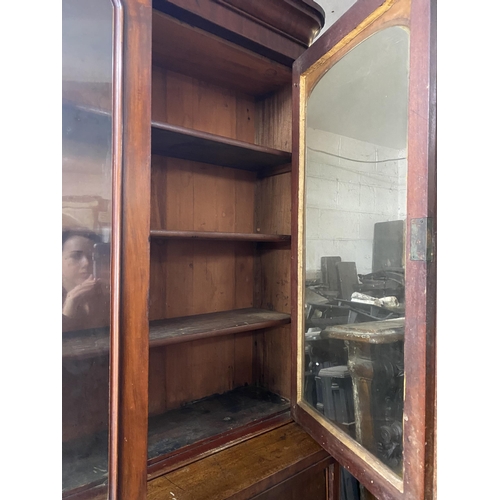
[322,318,405,474]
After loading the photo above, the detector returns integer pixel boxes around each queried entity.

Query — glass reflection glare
[302,26,409,476]
[62,0,113,494]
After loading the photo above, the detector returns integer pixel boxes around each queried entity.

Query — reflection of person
[62,230,109,332]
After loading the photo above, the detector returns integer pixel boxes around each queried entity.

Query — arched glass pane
[303,26,409,476]
[62,0,113,495]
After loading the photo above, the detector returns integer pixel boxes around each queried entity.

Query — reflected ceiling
[307,22,409,150]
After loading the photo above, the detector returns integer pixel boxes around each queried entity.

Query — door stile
[403,0,437,498]
[114,0,152,499]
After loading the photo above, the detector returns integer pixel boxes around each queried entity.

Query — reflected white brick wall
[305,128,407,276]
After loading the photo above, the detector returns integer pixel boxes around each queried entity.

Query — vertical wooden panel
[148,347,167,416]
[193,164,230,231]
[236,95,257,143]
[234,242,255,308]
[117,0,151,498]
[165,240,195,318]
[163,342,192,409]
[164,335,248,410]
[151,67,167,122]
[159,68,256,142]
[259,326,292,399]
[163,158,195,231]
[150,155,169,230]
[235,169,257,232]
[197,81,237,137]
[255,172,292,235]
[192,241,236,313]
[233,332,255,387]
[257,245,291,313]
[165,70,196,128]
[255,84,293,152]
[405,0,437,498]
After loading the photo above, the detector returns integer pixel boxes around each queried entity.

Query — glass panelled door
[62,0,116,495]
[293,0,436,498]
[303,25,409,475]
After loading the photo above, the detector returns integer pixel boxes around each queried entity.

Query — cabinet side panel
[255,84,292,152]
[261,325,292,399]
[253,237,292,400]
[255,245,291,313]
[151,66,167,122]
[148,347,167,416]
[255,172,292,235]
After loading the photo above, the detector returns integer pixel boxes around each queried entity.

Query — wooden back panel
[149,55,293,412]
[152,66,255,142]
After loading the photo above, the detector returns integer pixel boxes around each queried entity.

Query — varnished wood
[152,9,292,96]
[61,309,291,359]
[115,0,152,499]
[218,0,324,46]
[150,229,291,242]
[150,240,254,320]
[147,423,330,500]
[153,0,325,66]
[151,120,291,170]
[255,85,293,152]
[251,458,331,500]
[149,308,290,346]
[405,0,437,498]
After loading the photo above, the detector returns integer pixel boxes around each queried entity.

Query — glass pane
[302,27,409,476]
[62,0,113,495]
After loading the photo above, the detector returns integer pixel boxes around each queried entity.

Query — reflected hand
[63,275,101,318]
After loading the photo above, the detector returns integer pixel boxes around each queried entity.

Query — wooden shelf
[151,121,291,171]
[62,308,291,359]
[149,308,290,347]
[150,229,291,243]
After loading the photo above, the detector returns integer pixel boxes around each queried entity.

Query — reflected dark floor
[62,385,289,494]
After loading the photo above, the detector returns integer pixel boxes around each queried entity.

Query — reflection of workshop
[304,221,406,474]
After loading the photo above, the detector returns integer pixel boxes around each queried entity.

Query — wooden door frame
[290,0,437,498]
[109,0,152,499]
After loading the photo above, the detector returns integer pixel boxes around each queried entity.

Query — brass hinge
[410,217,434,262]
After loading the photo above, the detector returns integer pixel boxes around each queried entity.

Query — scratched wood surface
[147,422,329,500]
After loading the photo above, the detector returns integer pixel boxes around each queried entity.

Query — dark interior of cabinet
[62,8,294,497]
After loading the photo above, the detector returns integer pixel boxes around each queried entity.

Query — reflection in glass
[62,0,113,494]
[302,27,409,476]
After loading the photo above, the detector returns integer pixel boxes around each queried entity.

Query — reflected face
[62,236,94,291]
